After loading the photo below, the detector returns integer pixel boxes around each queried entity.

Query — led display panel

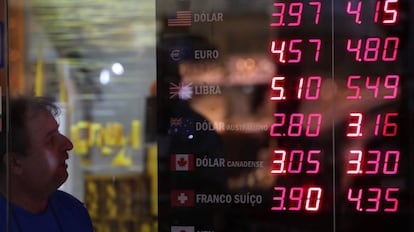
[157,1,414,231]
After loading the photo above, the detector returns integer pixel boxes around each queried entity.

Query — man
[0,96,94,231]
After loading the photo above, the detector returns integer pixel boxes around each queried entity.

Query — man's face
[18,109,73,195]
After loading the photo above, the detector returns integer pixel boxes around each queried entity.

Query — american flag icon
[168,11,192,27]
[169,82,193,100]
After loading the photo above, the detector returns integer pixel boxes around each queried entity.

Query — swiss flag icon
[171,190,195,207]
[171,226,195,232]
[171,154,194,171]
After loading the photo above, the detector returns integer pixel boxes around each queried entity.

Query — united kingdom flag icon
[169,82,193,100]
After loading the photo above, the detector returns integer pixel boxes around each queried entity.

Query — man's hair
[0,96,60,172]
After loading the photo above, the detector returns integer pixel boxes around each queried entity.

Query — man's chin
[56,173,69,190]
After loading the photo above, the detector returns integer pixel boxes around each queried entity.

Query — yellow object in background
[100,146,113,156]
[35,45,44,97]
[71,121,90,155]
[111,147,132,167]
[71,120,141,157]
[147,144,158,216]
[89,123,102,147]
[85,182,99,218]
[85,174,154,232]
[59,76,67,104]
[140,223,151,232]
[130,120,141,149]
[104,184,117,218]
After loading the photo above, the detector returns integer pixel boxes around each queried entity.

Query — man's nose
[60,133,74,151]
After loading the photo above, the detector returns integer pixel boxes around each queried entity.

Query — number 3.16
[346,112,398,137]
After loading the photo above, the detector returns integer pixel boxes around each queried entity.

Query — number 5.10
[270,76,321,100]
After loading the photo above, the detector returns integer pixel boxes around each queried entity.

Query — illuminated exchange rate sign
[267,0,408,231]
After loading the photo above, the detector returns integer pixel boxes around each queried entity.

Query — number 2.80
[270,113,322,137]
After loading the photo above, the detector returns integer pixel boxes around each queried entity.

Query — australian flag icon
[169,117,195,136]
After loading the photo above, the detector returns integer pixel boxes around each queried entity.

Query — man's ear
[3,152,23,175]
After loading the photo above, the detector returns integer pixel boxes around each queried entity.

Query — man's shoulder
[50,190,86,210]
[50,190,93,229]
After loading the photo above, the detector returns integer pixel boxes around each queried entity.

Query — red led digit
[270,3,285,27]
[383,113,398,136]
[348,188,363,211]
[383,0,399,24]
[346,75,361,99]
[309,2,321,24]
[347,150,363,174]
[288,113,304,136]
[384,188,399,212]
[365,150,381,174]
[306,150,321,174]
[305,114,322,136]
[383,150,399,174]
[364,38,381,61]
[289,187,304,211]
[287,150,304,173]
[347,1,362,24]
[305,187,322,211]
[374,114,381,136]
[382,37,399,61]
[347,39,362,61]
[366,188,381,212]
[270,113,286,137]
[384,75,399,99]
[365,76,380,98]
[270,76,286,100]
[305,76,322,99]
[288,3,303,26]
[271,187,286,210]
[374,1,381,23]
[270,40,286,63]
[309,39,321,62]
[346,113,363,137]
[289,39,303,63]
[271,150,287,174]
[297,78,304,99]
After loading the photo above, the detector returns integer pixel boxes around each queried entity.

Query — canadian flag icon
[170,154,194,171]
